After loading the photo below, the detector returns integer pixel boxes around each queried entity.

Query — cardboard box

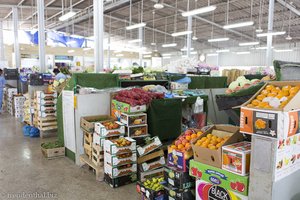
[104,173,137,188]
[164,166,194,190]
[121,112,147,126]
[165,186,195,200]
[36,91,57,98]
[240,81,300,139]
[140,157,165,172]
[105,151,137,166]
[196,180,248,200]
[170,82,188,90]
[138,149,164,164]
[189,160,249,197]
[127,124,148,138]
[92,133,122,146]
[111,99,147,119]
[80,115,113,132]
[37,105,56,112]
[36,98,57,105]
[94,121,125,137]
[137,137,162,157]
[136,181,166,200]
[104,137,136,155]
[191,125,243,168]
[222,142,251,176]
[104,162,137,178]
[38,111,56,118]
[138,167,165,182]
[167,149,191,172]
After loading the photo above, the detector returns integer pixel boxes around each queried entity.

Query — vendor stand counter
[119,80,169,88]
[170,75,227,89]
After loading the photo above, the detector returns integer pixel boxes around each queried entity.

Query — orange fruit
[267,92,277,97]
[196,140,202,146]
[212,135,218,140]
[200,137,207,141]
[197,132,202,137]
[290,86,299,95]
[216,143,222,148]
[178,144,184,150]
[201,143,208,148]
[191,133,197,139]
[261,89,269,96]
[185,143,191,148]
[266,85,275,91]
[276,92,284,99]
[251,99,260,106]
[256,94,266,101]
[258,101,268,108]
[271,88,280,94]
[247,104,254,108]
[209,145,217,150]
[283,85,292,91]
[223,154,230,165]
[185,135,191,141]
[282,87,290,96]
[207,134,212,139]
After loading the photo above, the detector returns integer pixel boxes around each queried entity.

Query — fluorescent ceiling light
[181,47,194,51]
[216,49,230,53]
[207,53,218,56]
[163,56,171,59]
[171,31,193,37]
[143,55,152,58]
[83,47,92,51]
[192,36,198,40]
[286,35,292,40]
[257,31,286,37]
[239,41,260,46]
[255,46,274,50]
[256,28,263,33]
[208,37,229,42]
[162,53,171,56]
[236,51,250,55]
[182,5,217,17]
[59,11,76,21]
[128,39,142,43]
[115,54,124,57]
[223,21,254,29]
[274,49,293,52]
[190,51,197,55]
[154,1,164,9]
[162,43,177,47]
[126,23,146,30]
[67,50,75,53]
[151,42,156,46]
[142,51,152,55]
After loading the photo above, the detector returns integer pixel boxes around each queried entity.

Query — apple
[185,129,193,135]
[175,140,181,146]
[230,182,237,190]
[243,84,251,89]
[182,139,188,145]
[236,182,245,192]
[179,136,185,141]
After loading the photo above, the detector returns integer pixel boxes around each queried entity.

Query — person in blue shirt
[0,69,6,113]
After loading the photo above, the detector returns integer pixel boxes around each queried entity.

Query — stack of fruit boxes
[120,112,148,138]
[103,137,137,187]
[13,96,26,118]
[5,88,17,115]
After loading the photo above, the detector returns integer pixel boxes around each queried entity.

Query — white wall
[206,49,300,67]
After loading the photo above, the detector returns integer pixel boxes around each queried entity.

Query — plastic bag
[193,97,204,113]
[29,127,40,137]
[22,125,31,136]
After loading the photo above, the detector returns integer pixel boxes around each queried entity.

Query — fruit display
[113,138,132,147]
[137,137,162,156]
[105,151,137,166]
[142,177,164,191]
[194,133,229,150]
[114,88,164,106]
[103,121,120,130]
[95,121,125,137]
[127,125,148,137]
[168,129,203,152]
[247,84,300,109]
[120,112,147,126]
[226,76,262,94]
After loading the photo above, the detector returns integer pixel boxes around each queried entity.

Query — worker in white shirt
[0,69,6,113]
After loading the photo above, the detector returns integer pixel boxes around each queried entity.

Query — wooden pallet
[84,148,92,160]
[92,144,104,167]
[80,154,104,181]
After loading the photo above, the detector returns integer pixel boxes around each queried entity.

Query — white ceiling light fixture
[208,37,229,42]
[255,46,274,50]
[181,47,194,51]
[83,47,92,51]
[128,39,142,43]
[162,53,171,57]
[207,53,218,56]
[142,51,152,55]
[115,54,124,57]
[191,51,198,55]
[236,51,250,55]
[257,31,286,37]
[182,5,217,17]
[59,11,76,21]
[192,35,198,40]
[274,49,293,52]
[68,50,75,53]
[163,56,171,59]
[143,55,152,58]
[162,43,177,48]
[154,0,164,9]
[216,49,230,53]
[126,23,146,30]
[286,35,292,40]
[223,21,254,29]
[171,30,193,37]
[239,41,260,46]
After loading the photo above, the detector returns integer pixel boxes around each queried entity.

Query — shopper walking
[0,69,6,113]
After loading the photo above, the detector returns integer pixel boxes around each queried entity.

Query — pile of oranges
[169,129,203,152]
[247,84,299,109]
[194,134,230,150]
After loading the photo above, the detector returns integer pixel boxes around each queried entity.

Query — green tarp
[170,75,227,89]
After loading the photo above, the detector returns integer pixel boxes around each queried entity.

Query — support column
[108,35,111,69]
[12,7,20,69]
[93,0,104,72]
[187,16,192,58]
[266,0,274,67]
[139,27,143,67]
[37,0,46,72]
[0,21,4,62]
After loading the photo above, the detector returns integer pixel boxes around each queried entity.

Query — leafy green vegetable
[41,141,64,149]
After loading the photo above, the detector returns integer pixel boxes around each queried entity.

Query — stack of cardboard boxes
[13,95,26,118]
[5,88,17,115]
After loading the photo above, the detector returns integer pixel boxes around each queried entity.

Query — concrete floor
[0,114,139,200]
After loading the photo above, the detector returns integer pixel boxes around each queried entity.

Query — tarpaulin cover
[147,98,182,141]
[170,75,227,89]
[274,60,300,81]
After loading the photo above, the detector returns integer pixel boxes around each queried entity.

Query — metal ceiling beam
[277,0,300,16]
[24,0,57,21]
[3,0,26,19]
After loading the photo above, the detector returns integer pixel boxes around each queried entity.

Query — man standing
[0,69,6,113]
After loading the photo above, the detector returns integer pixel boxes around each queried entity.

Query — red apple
[185,129,193,135]
[175,140,181,146]
[182,139,188,145]
[179,136,185,141]
[230,182,237,190]
[236,182,245,192]
[243,84,251,89]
